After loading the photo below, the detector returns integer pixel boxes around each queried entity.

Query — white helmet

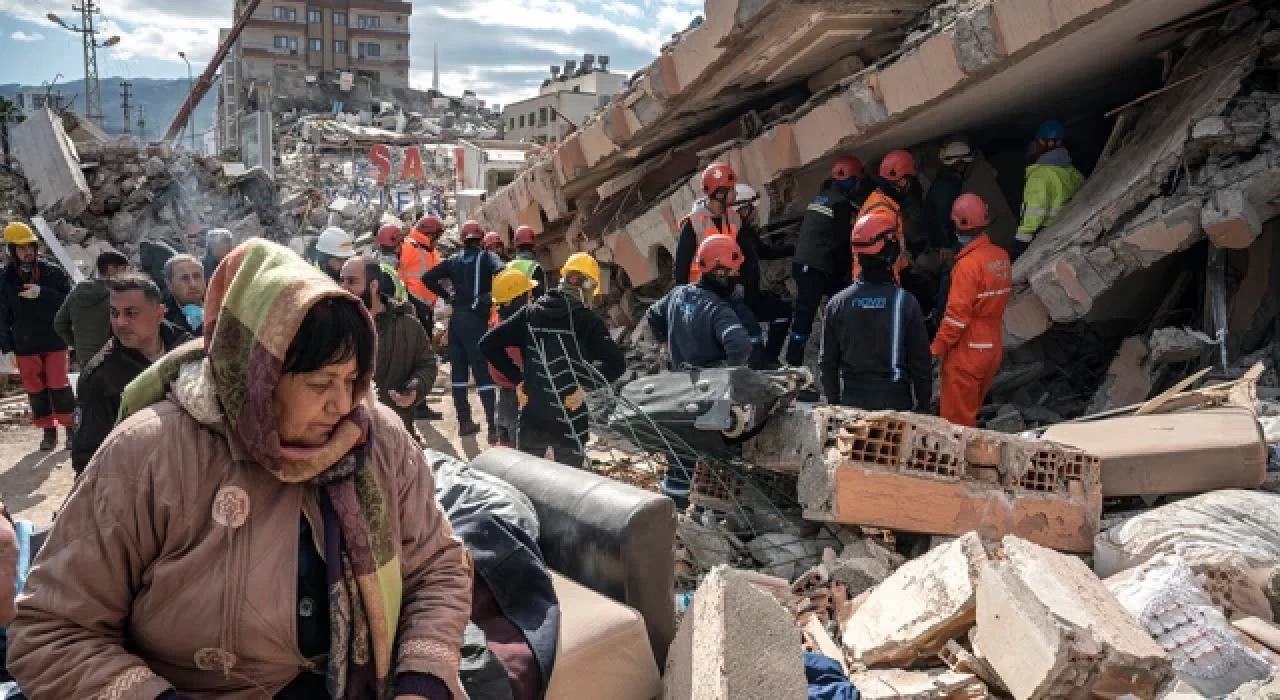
[735,184,758,214]
[316,227,355,257]
[940,140,974,165]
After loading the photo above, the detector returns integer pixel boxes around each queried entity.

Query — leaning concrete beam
[974,536,1173,700]
[11,108,91,218]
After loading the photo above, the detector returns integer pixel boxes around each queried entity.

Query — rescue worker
[399,214,444,332]
[733,183,793,368]
[820,211,932,411]
[486,268,537,447]
[672,163,741,288]
[424,220,506,440]
[646,235,754,506]
[858,149,942,318]
[787,155,866,367]
[932,194,1012,427]
[480,253,625,468]
[483,231,507,260]
[509,225,548,293]
[0,222,75,450]
[311,226,356,283]
[924,139,1018,255]
[373,223,410,303]
[1016,120,1084,260]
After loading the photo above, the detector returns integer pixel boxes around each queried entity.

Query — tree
[0,98,26,165]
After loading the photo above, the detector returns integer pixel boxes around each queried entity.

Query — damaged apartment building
[472,0,1280,424]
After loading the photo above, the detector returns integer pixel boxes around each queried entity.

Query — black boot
[39,428,57,451]
[416,404,443,420]
[458,420,481,437]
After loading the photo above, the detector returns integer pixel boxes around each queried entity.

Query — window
[307,9,321,23]
[309,38,322,52]
[357,15,380,28]
[509,118,515,129]
[357,42,380,58]
[538,107,547,125]
[273,35,298,50]
[528,112,535,126]
[272,6,296,21]
[396,43,402,51]
[518,115,525,128]
[333,11,346,25]
[550,135,557,143]
[334,40,347,54]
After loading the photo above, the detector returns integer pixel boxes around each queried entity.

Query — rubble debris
[664,566,807,700]
[1234,617,1280,656]
[746,531,838,582]
[1107,554,1272,697]
[1228,673,1280,700]
[849,668,989,700]
[776,405,1101,552]
[938,639,1006,695]
[1086,336,1152,414]
[1042,405,1267,498]
[826,537,903,597]
[841,532,987,667]
[1149,327,1216,366]
[974,536,1173,700]
[11,108,91,218]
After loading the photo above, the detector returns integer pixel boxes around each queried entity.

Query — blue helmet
[1036,120,1065,143]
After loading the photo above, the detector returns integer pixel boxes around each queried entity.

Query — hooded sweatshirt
[54,277,113,362]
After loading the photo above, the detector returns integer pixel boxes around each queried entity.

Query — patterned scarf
[120,239,401,698]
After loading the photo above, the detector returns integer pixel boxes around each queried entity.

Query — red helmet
[851,210,900,255]
[831,155,865,181]
[376,223,405,248]
[951,193,990,232]
[513,225,535,247]
[414,215,444,236]
[695,234,744,274]
[700,163,738,197]
[878,150,917,182]
[461,220,484,241]
[483,232,503,249]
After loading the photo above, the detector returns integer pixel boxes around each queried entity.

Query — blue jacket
[423,247,506,315]
[646,282,753,369]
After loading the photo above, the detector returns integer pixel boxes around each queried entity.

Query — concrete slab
[11,108,91,218]
[851,668,990,700]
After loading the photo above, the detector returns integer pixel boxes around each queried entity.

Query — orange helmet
[376,223,404,248]
[513,225,535,247]
[851,210,900,256]
[461,220,484,241]
[483,232,503,249]
[951,193,990,232]
[695,234,744,274]
[831,155,865,181]
[700,163,737,197]
[414,215,444,236]
[878,150,917,182]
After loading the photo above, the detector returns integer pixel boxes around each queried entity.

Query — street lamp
[178,51,195,151]
[46,5,117,129]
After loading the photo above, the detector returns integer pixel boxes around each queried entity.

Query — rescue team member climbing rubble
[1016,120,1084,260]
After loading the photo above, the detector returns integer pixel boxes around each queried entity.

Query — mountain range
[0,76,217,141]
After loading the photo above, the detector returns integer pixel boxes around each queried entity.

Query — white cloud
[10,31,44,42]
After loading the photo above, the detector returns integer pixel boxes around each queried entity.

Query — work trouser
[447,310,496,428]
[494,388,520,446]
[787,263,847,366]
[744,290,792,367]
[16,351,74,429]
[517,416,586,469]
[939,341,1003,427]
[839,381,915,412]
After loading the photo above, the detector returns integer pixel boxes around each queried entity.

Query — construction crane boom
[163,0,263,143]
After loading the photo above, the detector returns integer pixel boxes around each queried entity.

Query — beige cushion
[546,571,663,700]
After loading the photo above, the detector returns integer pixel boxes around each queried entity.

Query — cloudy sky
[0,0,700,106]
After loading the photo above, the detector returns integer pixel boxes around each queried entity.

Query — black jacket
[479,289,625,432]
[646,282,753,370]
[139,240,177,290]
[672,215,757,288]
[793,183,861,277]
[819,270,931,410]
[423,247,506,317]
[0,259,73,356]
[72,321,191,471]
[924,170,964,251]
[372,295,438,430]
[164,295,202,336]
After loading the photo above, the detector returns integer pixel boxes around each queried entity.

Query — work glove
[17,284,39,299]
[517,383,528,408]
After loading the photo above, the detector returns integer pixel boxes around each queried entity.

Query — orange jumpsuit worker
[930,194,1012,426]
[400,214,445,421]
[852,150,915,283]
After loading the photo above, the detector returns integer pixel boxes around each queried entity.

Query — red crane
[163,0,263,143]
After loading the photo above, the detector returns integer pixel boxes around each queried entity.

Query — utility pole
[47,4,119,129]
[136,104,146,141]
[119,80,132,134]
[178,51,195,150]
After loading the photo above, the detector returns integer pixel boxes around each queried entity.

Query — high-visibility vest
[1017,163,1085,242]
[378,261,408,302]
[852,190,908,281]
[682,202,740,283]
[399,233,440,304]
[510,256,542,285]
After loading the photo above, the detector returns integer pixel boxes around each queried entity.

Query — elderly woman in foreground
[7,240,471,699]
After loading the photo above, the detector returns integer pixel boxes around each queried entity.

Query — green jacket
[54,278,113,364]
[1017,148,1085,242]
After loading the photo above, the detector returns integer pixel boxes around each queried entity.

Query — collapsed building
[472,0,1280,423]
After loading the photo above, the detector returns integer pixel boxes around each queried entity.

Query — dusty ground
[0,369,492,526]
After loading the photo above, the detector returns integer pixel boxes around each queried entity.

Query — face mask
[182,304,204,329]
[956,234,975,246]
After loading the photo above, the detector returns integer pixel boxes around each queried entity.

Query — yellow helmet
[560,252,601,290]
[3,222,37,246]
[492,268,536,304]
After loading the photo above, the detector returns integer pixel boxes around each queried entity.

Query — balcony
[352,53,408,65]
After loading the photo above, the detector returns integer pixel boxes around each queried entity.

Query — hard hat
[461,220,484,241]
[695,234,744,274]
[561,252,601,289]
[492,268,536,304]
[414,215,444,236]
[734,183,758,205]
[316,227,355,257]
[483,232,503,249]
[939,140,974,165]
[951,193,990,232]
[206,228,234,244]
[700,162,737,197]
[376,223,405,248]
[513,225,536,247]
[831,155,865,181]
[3,222,37,246]
[1036,120,1065,142]
[850,210,899,255]
[878,150,917,182]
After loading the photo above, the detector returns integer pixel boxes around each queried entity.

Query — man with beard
[340,256,438,440]
[0,222,75,451]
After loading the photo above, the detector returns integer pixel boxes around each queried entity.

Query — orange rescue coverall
[399,229,441,305]
[852,190,910,281]
[930,233,1011,426]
